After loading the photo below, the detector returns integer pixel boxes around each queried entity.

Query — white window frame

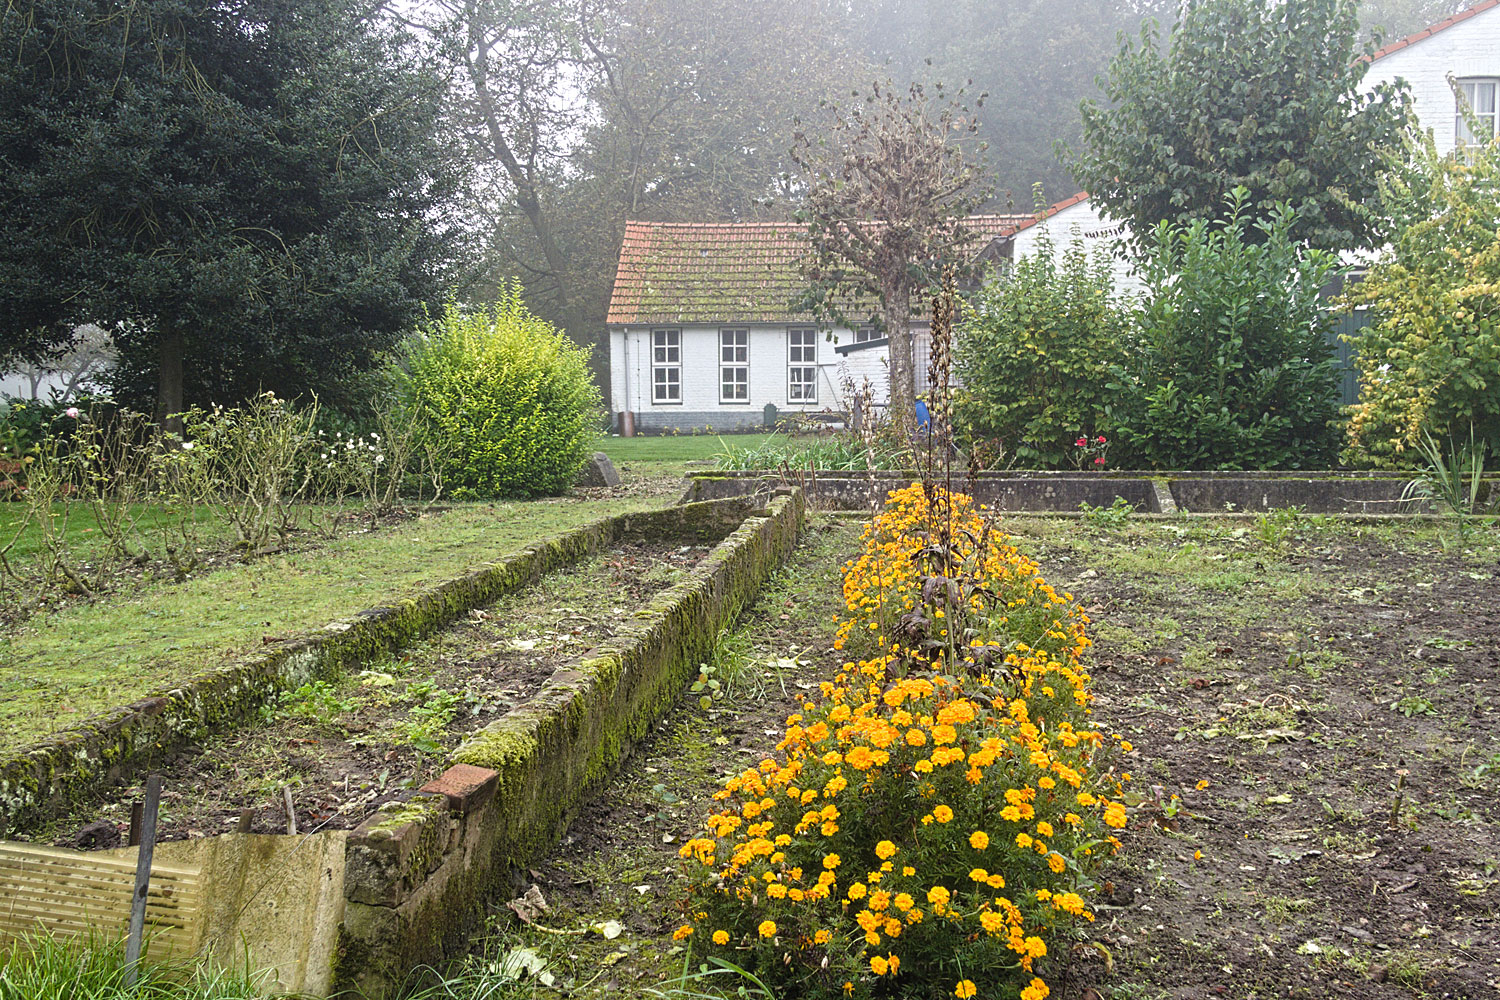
[854,325,879,343]
[788,328,818,403]
[651,329,681,404]
[720,328,749,403]
[1456,77,1498,148]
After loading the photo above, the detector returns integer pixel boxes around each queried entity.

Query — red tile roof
[1002,192,1092,236]
[605,215,1028,326]
[1366,0,1499,61]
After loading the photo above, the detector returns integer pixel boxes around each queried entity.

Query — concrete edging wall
[332,489,806,999]
[681,471,1490,514]
[0,498,758,837]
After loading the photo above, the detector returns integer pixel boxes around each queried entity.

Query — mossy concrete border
[0,498,757,838]
[332,490,806,999]
[682,471,1496,514]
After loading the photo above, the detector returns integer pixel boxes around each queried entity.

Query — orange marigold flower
[757,920,777,938]
[672,925,693,941]
[956,980,977,999]
[875,840,897,860]
[969,830,990,850]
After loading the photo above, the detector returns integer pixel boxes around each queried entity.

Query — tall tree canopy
[855,0,1175,205]
[0,0,465,417]
[1070,0,1414,251]
[1358,0,1472,40]
[422,0,865,379]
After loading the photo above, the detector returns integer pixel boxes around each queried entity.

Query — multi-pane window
[854,325,879,343]
[788,328,818,403]
[652,329,680,403]
[720,329,749,401]
[1456,78,1498,147]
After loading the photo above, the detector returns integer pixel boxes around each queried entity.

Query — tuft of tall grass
[0,932,295,1000]
[712,432,908,472]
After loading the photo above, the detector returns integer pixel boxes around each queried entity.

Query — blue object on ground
[915,399,931,430]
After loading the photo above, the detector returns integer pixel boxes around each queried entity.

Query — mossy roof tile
[605,216,1029,326]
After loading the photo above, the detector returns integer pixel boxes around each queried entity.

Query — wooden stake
[123,773,162,988]
[283,786,297,836]
[127,800,144,847]
[237,808,253,834]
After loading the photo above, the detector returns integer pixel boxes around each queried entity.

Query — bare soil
[436,515,1500,1000]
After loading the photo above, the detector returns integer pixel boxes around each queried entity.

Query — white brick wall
[834,346,890,404]
[1011,198,1145,299]
[1366,5,1500,153]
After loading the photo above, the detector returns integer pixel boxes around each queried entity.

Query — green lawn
[597,432,777,477]
[1,495,663,746]
[1,501,265,565]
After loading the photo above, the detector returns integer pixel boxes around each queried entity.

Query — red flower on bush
[1075,436,1088,448]
[1093,456,1106,466]
[1095,435,1106,445]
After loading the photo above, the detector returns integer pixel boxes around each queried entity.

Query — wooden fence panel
[0,842,202,956]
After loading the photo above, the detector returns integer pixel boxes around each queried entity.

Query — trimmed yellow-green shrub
[395,289,601,499]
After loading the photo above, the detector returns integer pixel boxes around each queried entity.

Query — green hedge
[396,289,601,499]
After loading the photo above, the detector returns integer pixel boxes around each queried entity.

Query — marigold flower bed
[676,484,1130,999]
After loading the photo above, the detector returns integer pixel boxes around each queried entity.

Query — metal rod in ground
[123,772,163,988]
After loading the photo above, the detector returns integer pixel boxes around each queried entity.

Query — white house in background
[981,192,1143,298]
[1364,0,1500,150]
[605,216,1026,434]
[986,2,1500,298]
[604,3,1500,434]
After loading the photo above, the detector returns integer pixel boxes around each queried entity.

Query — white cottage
[1364,0,1500,150]
[605,217,1024,433]
[981,192,1143,298]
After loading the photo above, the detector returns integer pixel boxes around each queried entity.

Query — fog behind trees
[427,0,1464,356]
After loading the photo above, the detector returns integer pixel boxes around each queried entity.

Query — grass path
[1,493,668,746]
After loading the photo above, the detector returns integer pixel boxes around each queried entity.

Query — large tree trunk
[883,281,918,442]
[156,328,184,436]
[465,50,571,319]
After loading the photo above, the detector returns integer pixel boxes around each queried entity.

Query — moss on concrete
[332,490,805,999]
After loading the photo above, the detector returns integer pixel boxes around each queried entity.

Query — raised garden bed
[0,490,806,999]
[0,497,755,839]
[39,540,718,847]
[444,512,1499,1000]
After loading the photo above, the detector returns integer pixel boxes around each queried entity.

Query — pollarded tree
[1070,0,1413,252]
[0,0,467,421]
[791,80,989,441]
